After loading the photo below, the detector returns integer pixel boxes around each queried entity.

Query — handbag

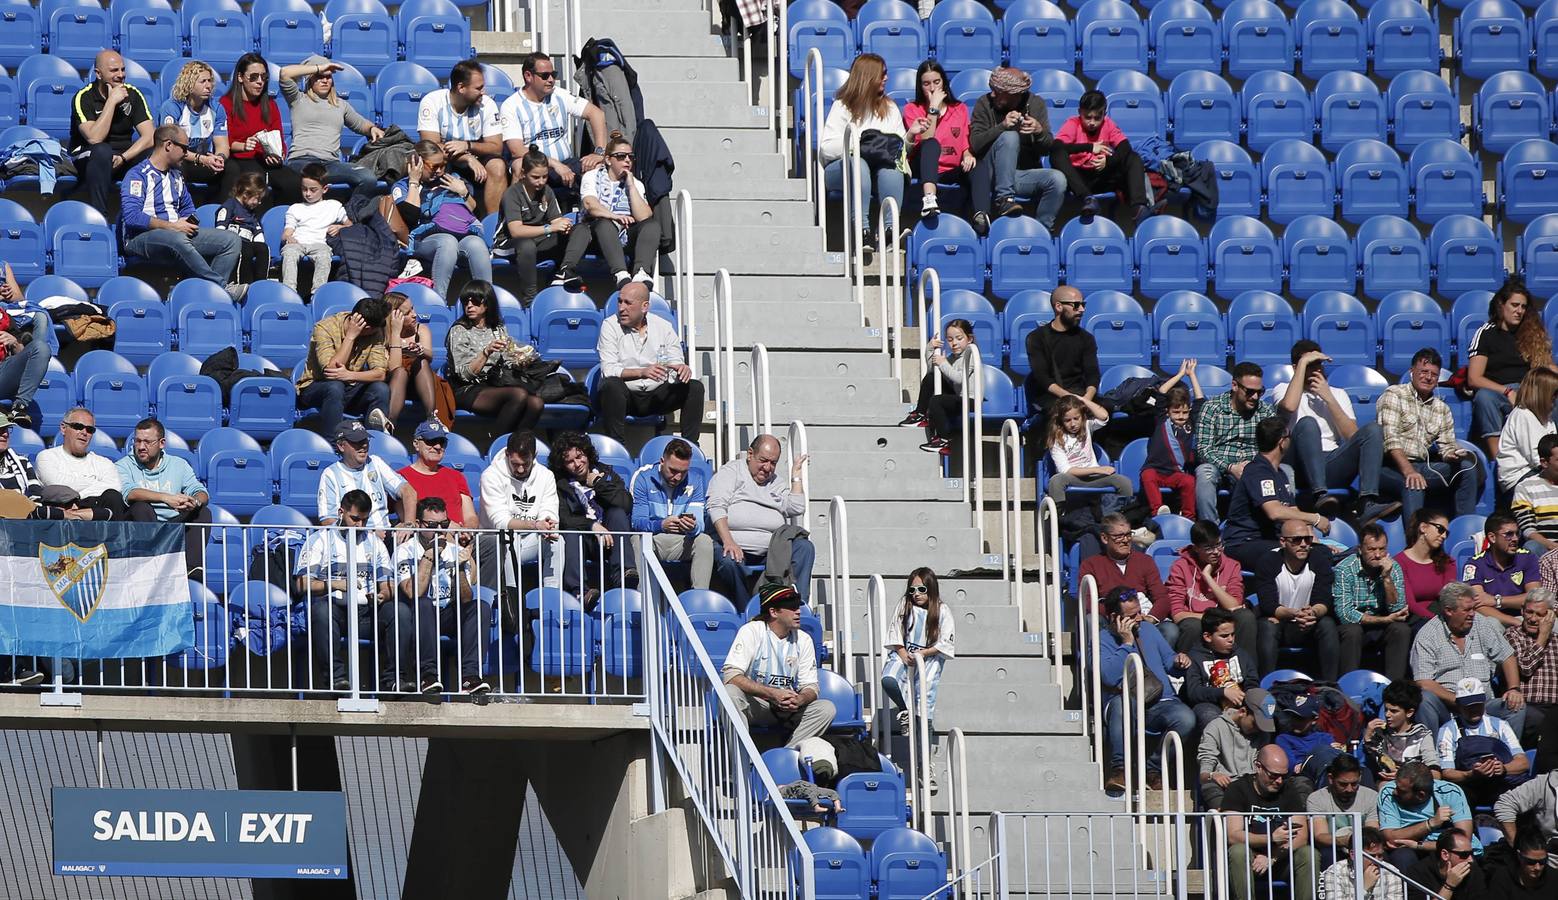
[857,130,905,169]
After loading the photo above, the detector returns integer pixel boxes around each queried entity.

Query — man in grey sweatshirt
[1198,686,1276,810]
[966,67,1067,234]
[706,435,813,602]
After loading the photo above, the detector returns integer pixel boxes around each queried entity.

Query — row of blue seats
[790,0,1463,81]
[798,827,948,898]
[910,212,1509,303]
[0,0,475,74]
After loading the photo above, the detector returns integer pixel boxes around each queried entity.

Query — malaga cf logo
[40,543,109,623]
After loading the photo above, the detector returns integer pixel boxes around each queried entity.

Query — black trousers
[913,371,963,441]
[1257,617,1341,681]
[511,232,565,303]
[908,137,970,218]
[595,376,704,442]
[77,144,147,217]
[1052,145,1148,208]
[128,501,211,572]
[219,156,304,209]
[1338,620,1412,681]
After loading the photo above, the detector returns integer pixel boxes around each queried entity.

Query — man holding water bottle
[594,281,704,443]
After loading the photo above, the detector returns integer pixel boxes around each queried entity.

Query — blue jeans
[0,309,52,411]
[1288,418,1387,499]
[713,537,816,603]
[125,227,242,284]
[1379,456,1479,520]
[984,131,1066,230]
[1471,385,1517,440]
[1416,689,1526,738]
[287,156,379,197]
[415,232,493,298]
[1194,462,1231,523]
[1104,696,1196,770]
[824,157,906,226]
[298,378,391,438]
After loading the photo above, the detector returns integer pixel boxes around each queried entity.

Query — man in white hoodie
[479,429,559,592]
[706,435,812,602]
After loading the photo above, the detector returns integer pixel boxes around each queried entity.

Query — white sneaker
[367,409,393,434]
[921,193,939,217]
[1155,505,1171,517]
[895,710,911,734]
[1131,526,1155,548]
[632,269,654,285]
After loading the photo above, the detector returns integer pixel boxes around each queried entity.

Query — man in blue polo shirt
[116,416,209,571]
[120,124,242,289]
[1224,417,1335,572]
[1377,760,1477,872]
[1464,513,1540,627]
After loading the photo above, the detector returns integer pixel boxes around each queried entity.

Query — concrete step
[936,735,1109,813]
[800,424,955,454]
[693,198,817,229]
[809,525,988,579]
[806,499,973,532]
[663,128,782,157]
[679,172,810,201]
[732,350,892,381]
[579,8,724,57]
[691,273,855,305]
[692,225,825,262]
[843,603,1048,659]
[807,474,969,502]
[697,301,878,350]
[931,665,1069,735]
[804,448,938,487]
[631,56,742,85]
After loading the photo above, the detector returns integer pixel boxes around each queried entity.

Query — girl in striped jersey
[881,567,956,733]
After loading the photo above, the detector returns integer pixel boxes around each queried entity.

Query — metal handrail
[866,573,890,749]
[878,196,904,382]
[959,344,986,538]
[711,268,736,466]
[904,651,933,834]
[787,420,811,534]
[944,727,973,898]
[1078,575,1104,790]
[827,496,851,677]
[566,0,582,93]
[802,48,826,232]
[997,420,1024,610]
[1038,496,1062,659]
[749,343,773,440]
[841,122,865,292]
[673,189,696,375]
[919,267,942,393]
[776,0,789,170]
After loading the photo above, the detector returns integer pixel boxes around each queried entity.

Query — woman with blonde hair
[1496,365,1558,492]
[1468,277,1552,458]
[818,52,907,249]
[278,56,384,198]
[160,60,229,188]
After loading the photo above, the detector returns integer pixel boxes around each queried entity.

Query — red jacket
[222,94,287,161]
[1165,546,1245,619]
[1080,550,1168,620]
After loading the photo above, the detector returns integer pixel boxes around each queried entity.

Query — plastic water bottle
[657,344,679,383]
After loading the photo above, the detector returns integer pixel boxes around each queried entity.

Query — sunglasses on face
[531,70,557,80]
[63,421,97,434]
[1282,534,1314,544]
[421,440,447,450]
[1103,531,1131,540]
[243,72,267,82]
[908,585,929,594]
[420,519,450,529]
[1446,849,1474,859]
[1056,300,1086,310]
[1519,855,1548,867]
[1234,383,1265,395]
[609,152,635,160]
[1427,522,1449,535]
[167,139,190,153]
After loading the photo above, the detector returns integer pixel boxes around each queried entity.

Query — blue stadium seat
[120,57,159,114]
[928,0,1001,74]
[1209,215,1282,298]
[368,430,409,469]
[247,300,312,370]
[74,350,146,437]
[528,589,597,678]
[1229,290,1299,367]
[855,0,928,72]
[987,217,1057,298]
[182,0,252,72]
[0,0,43,70]
[835,763,910,841]
[148,352,223,436]
[0,80,21,130]
[1315,71,1388,152]
[1097,70,1165,140]
[176,299,241,359]
[398,0,473,75]
[677,589,742,665]
[1283,215,1357,299]
[1431,215,1506,297]
[107,300,170,366]
[375,61,439,134]
[946,68,991,106]
[1329,365,1391,426]
[1303,292,1377,368]
[24,273,88,303]
[1224,0,1295,80]
[1192,140,1260,217]
[1294,0,1367,78]
[18,53,85,139]
[1031,69,1085,116]
[114,0,180,70]
[1519,213,1558,298]
[270,428,335,510]
[788,0,854,77]
[869,828,948,900]
[1377,290,1451,375]
[169,277,233,315]
[1134,215,1207,298]
[1241,70,1313,153]
[911,215,984,291]
[229,376,296,440]
[1080,291,1151,368]
[1334,139,1408,223]
[1003,290,1054,377]
[1498,139,1558,224]
[1154,290,1226,366]
[43,201,116,288]
[979,367,1025,419]
[1475,71,1551,154]
[1456,0,1533,80]
[1451,290,1493,363]
[0,198,47,282]
[1058,216,1132,294]
[43,0,113,68]
[1168,72,1239,146]
[479,62,516,109]
[1075,0,1148,78]
[530,288,602,368]
[1388,72,1461,153]
[1411,139,1484,223]
[1150,0,1220,79]
[1368,0,1439,79]
[1356,215,1429,300]
[252,504,311,529]
[254,0,325,62]
[800,828,870,898]
[199,427,271,515]
[1003,0,1074,72]
[31,360,71,434]
[937,290,1002,361]
[243,279,304,311]
[1100,364,1155,394]
[1261,139,1334,223]
[884,67,916,106]
[584,433,635,485]
[816,669,867,732]
[1538,0,1558,78]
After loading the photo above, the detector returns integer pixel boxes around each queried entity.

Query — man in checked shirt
[1375,347,1479,521]
[1505,587,1558,770]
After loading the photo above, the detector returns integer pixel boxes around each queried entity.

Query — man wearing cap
[1197,684,1274,811]
[1222,745,1319,900]
[117,417,209,570]
[318,420,414,529]
[722,583,834,748]
[395,496,489,696]
[631,438,715,591]
[707,435,813,602]
[966,67,1067,235]
[1435,677,1528,810]
[1411,582,1525,736]
[34,408,126,520]
[397,420,475,527]
[1378,760,1477,872]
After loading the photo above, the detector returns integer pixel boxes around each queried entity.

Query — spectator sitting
[1399,828,1485,900]
[1333,523,1414,681]
[397,420,475,527]
[381,292,439,430]
[0,262,55,429]
[550,132,659,291]
[212,172,271,287]
[551,431,634,606]
[117,417,210,570]
[1222,745,1318,900]
[120,125,244,292]
[1224,417,1334,572]
[1504,587,1558,772]
[477,429,559,591]
[1396,509,1458,621]
[898,318,975,456]
[392,140,493,298]
[1378,347,1479,520]
[1436,677,1529,810]
[1467,277,1547,461]
[417,58,507,217]
[1193,362,1279,523]
[1493,768,1558,848]
[70,50,153,215]
[594,281,703,444]
[722,583,835,749]
[34,408,126,520]
[1464,513,1538,628]
[1319,827,1403,900]
[159,60,229,189]
[281,163,351,298]
[220,52,303,205]
[1496,367,1558,496]
[1080,512,1171,638]
[1484,829,1554,899]
[1252,518,1340,680]
[1411,582,1525,736]
[1023,286,1099,439]
[1097,585,1195,793]
[1514,433,1558,555]
[500,52,608,197]
[966,66,1065,235]
[1183,607,1261,729]
[0,410,45,517]
[881,567,956,733]
[819,53,907,249]
[444,280,544,435]
[1378,761,1477,872]
[1051,90,1150,224]
[278,57,383,198]
[1142,359,1203,519]
[1044,394,1134,514]
[706,435,814,603]
[1165,521,1255,655]
[296,295,394,437]
[1363,678,1442,782]
[1197,683,1274,810]
[498,144,576,304]
[1308,755,1381,854]
[1277,341,1400,526]
[317,420,413,529]
[902,60,973,220]
[394,496,490,695]
[1273,691,1348,785]
[631,438,714,591]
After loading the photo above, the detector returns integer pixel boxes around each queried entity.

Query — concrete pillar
[230,734,356,900]
[401,739,529,900]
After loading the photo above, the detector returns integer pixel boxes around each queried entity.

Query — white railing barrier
[919,854,999,900]
[904,651,933,834]
[1037,496,1063,661]
[878,196,904,382]
[919,266,942,392]
[958,344,986,538]
[565,0,582,93]
[1078,575,1105,789]
[826,496,851,679]
[802,48,827,235]
[866,573,890,749]
[997,420,1024,611]
[711,268,737,466]
[673,188,696,364]
[787,420,811,534]
[1122,654,1187,878]
[842,122,865,293]
[943,727,973,898]
[748,343,773,445]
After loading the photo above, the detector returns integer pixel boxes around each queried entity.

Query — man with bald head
[1023,286,1100,445]
[594,281,704,444]
[70,49,154,214]
[706,435,813,602]
[1223,745,1319,900]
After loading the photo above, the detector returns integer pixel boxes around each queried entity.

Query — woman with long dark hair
[219,53,302,206]
[1394,508,1455,622]
[444,280,544,434]
[550,431,634,606]
[881,567,955,733]
[902,59,974,219]
[1468,277,1553,459]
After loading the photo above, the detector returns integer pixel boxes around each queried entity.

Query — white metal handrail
[1079,575,1104,789]
[787,420,811,533]
[565,0,582,93]
[904,651,933,834]
[878,196,904,383]
[1038,496,1062,660]
[958,344,986,538]
[919,267,943,393]
[711,268,736,466]
[673,188,696,374]
[826,495,851,678]
[1122,654,1186,876]
[944,727,973,898]
[802,48,826,234]
[749,343,773,441]
[841,122,865,294]
[997,420,1024,610]
[866,573,890,749]
[775,0,790,171]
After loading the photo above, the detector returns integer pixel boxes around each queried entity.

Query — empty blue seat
[788,0,853,77]
[1334,139,1408,223]
[1229,290,1300,366]
[677,589,743,665]
[1097,70,1166,140]
[115,0,180,70]
[0,75,19,130]
[945,67,991,107]
[801,827,870,898]
[1498,139,1558,224]
[230,376,296,440]
[1538,0,1558,78]
[1261,139,1334,223]
[1294,0,1367,77]
[1154,290,1226,366]
[883,67,916,106]
[1315,71,1388,152]
[979,367,1024,418]
[24,272,87,303]
[183,0,252,72]
[18,53,85,139]
[0,0,43,69]
[176,299,241,358]
[44,0,112,68]
[937,290,1002,361]
[398,0,472,74]
[0,198,46,282]
[928,0,1001,74]
[856,0,928,72]
[1193,140,1260,217]
[1058,216,1133,294]
[1134,215,1206,298]
[1075,0,1148,78]
[1303,292,1377,368]
[1519,213,1558,298]
[43,201,117,288]
[74,349,147,437]
[1031,69,1085,117]
[202,427,271,515]
[1080,291,1152,368]
[1431,215,1506,297]
[1330,365,1391,426]
[1411,139,1484,223]
[1241,70,1313,153]
[1451,290,1493,362]
[987,216,1057,298]
[269,428,333,510]
[1388,72,1461,153]
[30,360,71,434]
[108,299,171,365]
[253,0,324,61]
[1283,215,1357,299]
[910,215,984,291]
[531,288,603,368]
[1003,290,1054,377]
[1475,71,1551,154]
[324,0,395,75]
[869,828,947,900]
[247,300,312,369]
[1150,0,1220,79]
[1368,0,1439,79]
[374,61,439,134]
[1209,215,1282,298]
[1456,0,1533,80]
[148,352,223,436]
[835,763,910,841]
[1377,290,1451,375]
[1224,0,1295,79]
[1003,0,1075,72]
[1169,72,1239,146]
[1356,215,1429,300]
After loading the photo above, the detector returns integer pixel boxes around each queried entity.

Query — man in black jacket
[1251,518,1340,680]
[1024,285,1100,424]
[966,67,1067,235]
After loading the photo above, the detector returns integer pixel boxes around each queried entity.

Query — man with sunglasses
[1195,361,1287,522]
[501,52,609,193]
[418,59,507,216]
[120,124,244,290]
[395,497,489,695]
[397,421,476,528]
[1222,745,1319,900]
[33,408,126,520]
[1023,286,1099,448]
[1250,517,1340,680]
[70,49,153,215]
[1485,830,1554,898]
[1398,828,1485,900]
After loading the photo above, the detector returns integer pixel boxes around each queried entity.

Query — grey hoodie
[1494,771,1558,855]
[705,452,806,555]
[1197,709,1264,779]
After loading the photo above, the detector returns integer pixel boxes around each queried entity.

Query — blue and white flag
[0,522,192,659]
